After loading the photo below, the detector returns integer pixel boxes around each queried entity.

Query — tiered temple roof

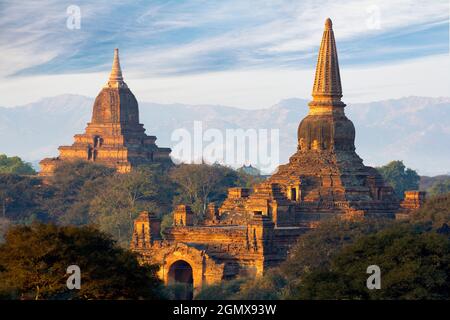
[221,18,400,223]
[130,19,421,297]
[39,49,171,176]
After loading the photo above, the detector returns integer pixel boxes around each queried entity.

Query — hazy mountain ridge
[0,95,449,175]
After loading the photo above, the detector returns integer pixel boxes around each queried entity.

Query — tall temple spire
[308,18,345,113]
[106,48,128,88]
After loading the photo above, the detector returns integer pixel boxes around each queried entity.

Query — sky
[0,0,449,108]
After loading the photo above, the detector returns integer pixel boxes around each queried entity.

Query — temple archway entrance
[167,260,193,300]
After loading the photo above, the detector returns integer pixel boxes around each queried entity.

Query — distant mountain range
[0,94,449,175]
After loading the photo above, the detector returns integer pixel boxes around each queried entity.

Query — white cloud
[0,0,448,107]
[1,54,448,108]
[0,1,114,77]
[1,0,448,77]
[123,0,449,72]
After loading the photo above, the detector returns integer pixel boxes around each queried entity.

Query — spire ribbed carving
[105,48,128,88]
[309,18,345,113]
[298,18,355,151]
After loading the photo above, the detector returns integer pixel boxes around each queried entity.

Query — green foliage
[295,223,450,300]
[232,198,450,301]
[209,218,396,301]
[197,219,395,300]
[88,165,174,246]
[160,214,173,238]
[0,160,172,247]
[428,179,450,197]
[170,163,227,217]
[3,157,446,301]
[0,174,50,223]
[377,160,420,199]
[197,271,286,300]
[44,162,175,246]
[1,160,264,247]
[233,270,286,300]
[52,160,115,187]
[0,154,36,175]
[236,171,266,188]
[0,223,164,300]
[420,175,450,194]
[170,163,260,219]
[412,193,450,228]
[280,218,392,281]
[44,160,115,224]
[195,278,247,300]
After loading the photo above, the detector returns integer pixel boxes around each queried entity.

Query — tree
[195,278,247,300]
[50,160,115,205]
[294,223,450,300]
[45,160,115,222]
[160,214,173,237]
[0,174,50,223]
[429,178,450,197]
[412,193,450,228]
[278,217,392,298]
[88,165,174,246]
[225,218,392,300]
[279,217,392,282]
[170,164,253,219]
[236,171,266,189]
[0,223,164,300]
[170,164,225,217]
[0,154,36,175]
[377,160,420,199]
[195,269,286,300]
[40,162,174,245]
[233,270,286,300]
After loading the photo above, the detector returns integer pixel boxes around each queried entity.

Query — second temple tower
[40,49,171,175]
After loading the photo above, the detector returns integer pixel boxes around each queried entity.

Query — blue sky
[0,0,449,108]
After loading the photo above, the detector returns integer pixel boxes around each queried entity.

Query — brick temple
[39,49,171,176]
[131,19,424,298]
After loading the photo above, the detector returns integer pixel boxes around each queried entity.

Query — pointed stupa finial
[105,48,127,88]
[325,17,332,30]
[308,18,345,113]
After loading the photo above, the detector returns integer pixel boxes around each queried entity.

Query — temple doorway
[167,260,193,300]
[291,187,297,201]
